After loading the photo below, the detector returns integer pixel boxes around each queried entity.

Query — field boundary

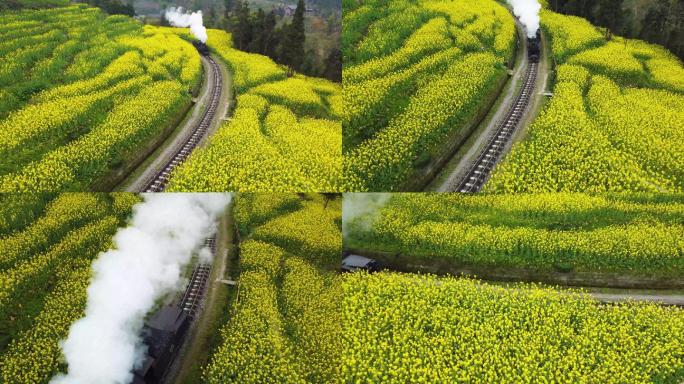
[94,59,205,191]
[401,69,509,191]
[91,97,194,192]
[346,247,684,289]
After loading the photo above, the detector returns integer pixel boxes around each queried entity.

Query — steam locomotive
[192,40,210,56]
[132,305,190,384]
[527,29,541,63]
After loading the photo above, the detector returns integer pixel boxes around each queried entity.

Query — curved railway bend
[454,60,538,193]
[435,18,548,192]
[120,54,231,192]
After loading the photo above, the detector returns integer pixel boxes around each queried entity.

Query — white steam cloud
[507,0,541,38]
[50,193,230,384]
[165,7,208,43]
[342,193,390,239]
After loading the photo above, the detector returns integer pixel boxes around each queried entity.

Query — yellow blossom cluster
[346,193,684,275]
[487,9,684,192]
[0,5,202,190]
[345,53,503,190]
[0,194,51,236]
[0,192,137,383]
[160,28,342,192]
[342,0,515,190]
[342,272,684,383]
[205,195,342,383]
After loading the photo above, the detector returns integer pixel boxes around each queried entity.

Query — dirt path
[584,291,684,306]
[118,54,232,192]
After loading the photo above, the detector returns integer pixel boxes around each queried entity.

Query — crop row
[233,193,303,236]
[345,52,503,191]
[165,30,342,192]
[0,5,135,117]
[0,193,139,384]
[1,80,188,191]
[0,194,110,270]
[345,193,684,276]
[205,194,342,383]
[0,6,201,191]
[0,193,52,237]
[342,0,515,190]
[343,272,684,383]
[252,198,342,269]
[1,259,93,384]
[487,9,684,192]
[0,193,138,384]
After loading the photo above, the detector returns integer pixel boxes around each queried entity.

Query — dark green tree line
[549,0,684,60]
[225,0,340,82]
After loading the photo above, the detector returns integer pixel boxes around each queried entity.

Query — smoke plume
[342,193,390,239]
[507,0,541,38]
[50,193,230,384]
[165,7,208,43]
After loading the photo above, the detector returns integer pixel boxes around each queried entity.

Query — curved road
[120,54,231,192]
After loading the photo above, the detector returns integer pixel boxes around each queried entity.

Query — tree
[160,10,170,26]
[302,47,320,76]
[223,0,234,29]
[263,11,279,57]
[281,0,306,71]
[249,8,266,53]
[596,0,624,39]
[579,0,595,22]
[640,0,669,45]
[0,0,21,10]
[323,48,341,82]
[666,0,684,58]
[87,0,134,16]
[224,0,234,15]
[233,1,253,51]
[207,5,218,28]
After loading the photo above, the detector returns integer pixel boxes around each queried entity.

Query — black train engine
[132,305,190,384]
[192,40,210,56]
[527,29,541,63]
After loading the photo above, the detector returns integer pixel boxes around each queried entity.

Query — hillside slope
[346,193,684,281]
[0,5,201,191]
[0,193,138,384]
[342,0,516,191]
[487,8,684,193]
[166,30,343,192]
[204,194,342,383]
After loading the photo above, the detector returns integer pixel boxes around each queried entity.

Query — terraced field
[486,8,684,192]
[342,0,516,191]
[345,193,684,279]
[0,5,202,191]
[165,30,343,192]
[343,272,684,383]
[0,5,342,193]
[0,193,138,384]
[204,193,342,383]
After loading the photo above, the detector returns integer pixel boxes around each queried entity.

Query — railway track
[142,56,223,192]
[179,236,216,319]
[455,60,538,193]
